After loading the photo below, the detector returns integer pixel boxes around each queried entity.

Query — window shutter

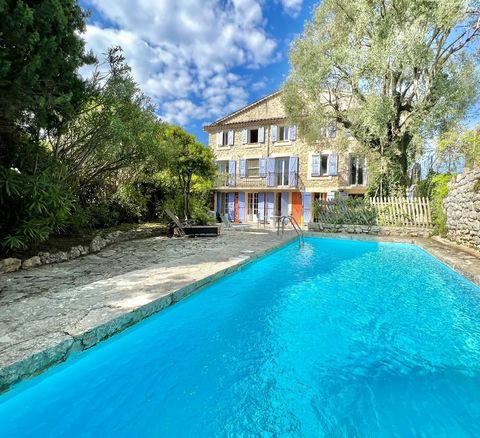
[228,130,234,146]
[259,126,265,143]
[242,128,247,144]
[238,192,245,222]
[259,158,266,177]
[327,191,335,201]
[228,160,236,187]
[302,192,311,224]
[270,125,278,143]
[267,157,276,187]
[311,155,320,176]
[217,132,222,146]
[266,192,275,223]
[290,125,297,140]
[239,159,246,178]
[328,154,338,176]
[289,156,298,186]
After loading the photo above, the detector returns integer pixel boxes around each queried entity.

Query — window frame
[246,158,260,178]
[248,128,259,144]
[278,126,290,142]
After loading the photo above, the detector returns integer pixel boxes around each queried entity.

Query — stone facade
[204,91,368,226]
[444,168,480,251]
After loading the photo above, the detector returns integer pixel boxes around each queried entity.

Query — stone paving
[0,229,479,393]
[0,228,297,392]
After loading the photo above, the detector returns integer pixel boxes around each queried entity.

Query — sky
[78,0,320,143]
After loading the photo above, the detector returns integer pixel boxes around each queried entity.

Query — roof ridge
[205,89,282,127]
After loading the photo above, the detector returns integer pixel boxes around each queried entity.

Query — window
[222,131,229,146]
[350,156,365,185]
[320,155,329,175]
[279,126,289,141]
[247,193,259,215]
[219,193,228,215]
[217,161,229,174]
[276,157,290,186]
[249,128,259,144]
[246,159,260,177]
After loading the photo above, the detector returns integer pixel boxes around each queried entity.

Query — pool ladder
[277,215,304,246]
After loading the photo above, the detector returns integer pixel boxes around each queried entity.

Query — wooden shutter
[328,154,338,176]
[311,155,320,176]
[259,126,265,143]
[242,128,247,144]
[217,132,222,146]
[270,125,278,143]
[228,130,234,146]
[239,159,246,178]
[290,125,297,140]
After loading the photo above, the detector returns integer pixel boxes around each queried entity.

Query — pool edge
[0,234,300,395]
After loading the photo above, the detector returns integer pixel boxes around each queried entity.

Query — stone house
[204,90,368,225]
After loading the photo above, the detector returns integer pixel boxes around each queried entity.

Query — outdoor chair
[165,209,186,236]
[223,214,251,231]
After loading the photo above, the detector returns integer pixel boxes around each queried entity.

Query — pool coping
[0,234,299,394]
[1,232,479,395]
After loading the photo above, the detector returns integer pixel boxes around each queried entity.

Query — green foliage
[424,174,453,236]
[313,197,377,225]
[437,127,480,170]
[0,166,75,251]
[0,0,94,167]
[283,0,480,194]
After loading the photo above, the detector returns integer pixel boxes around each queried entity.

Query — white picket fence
[369,197,432,228]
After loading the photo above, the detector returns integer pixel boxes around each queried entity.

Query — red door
[234,192,239,223]
[292,192,302,224]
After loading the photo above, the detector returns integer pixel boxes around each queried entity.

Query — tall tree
[0,0,94,167]
[283,0,480,194]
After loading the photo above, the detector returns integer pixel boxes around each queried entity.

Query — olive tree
[283,0,480,195]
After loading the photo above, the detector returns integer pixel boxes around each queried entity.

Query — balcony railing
[214,172,299,189]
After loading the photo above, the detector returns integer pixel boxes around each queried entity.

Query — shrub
[429,174,453,236]
[313,197,377,225]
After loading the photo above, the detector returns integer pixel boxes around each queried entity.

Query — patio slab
[0,230,479,393]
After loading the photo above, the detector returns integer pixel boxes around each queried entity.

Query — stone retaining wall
[0,227,166,274]
[308,223,432,238]
[444,168,480,252]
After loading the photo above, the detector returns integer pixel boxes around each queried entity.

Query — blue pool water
[1,237,480,436]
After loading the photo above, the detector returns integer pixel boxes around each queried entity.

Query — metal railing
[214,172,299,189]
[276,214,304,246]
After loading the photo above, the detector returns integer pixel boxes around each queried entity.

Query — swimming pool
[1,237,479,436]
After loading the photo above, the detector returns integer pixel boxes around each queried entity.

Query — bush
[429,174,453,236]
[313,197,377,225]
[0,166,75,251]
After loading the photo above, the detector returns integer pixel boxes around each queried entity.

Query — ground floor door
[246,192,259,222]
[291,192,302,224]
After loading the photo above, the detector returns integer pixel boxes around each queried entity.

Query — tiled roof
[204,90,282,129]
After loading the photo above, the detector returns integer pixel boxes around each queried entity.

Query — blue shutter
[258,192,265,222]
[311,155,320,176]
[327,191,335,201]
[266,192,275,223]
[228,160,236,186]
[259,158,266,177]
[302,192,311,224]
[281,192,289,216]
[290,125,297,140]
[228,130,234,145]
[267,157,276,187]
[270,125,278,143]
[216,192,223,214]
[289,156,298,186]
[239,159,246,178]
[259,126,265,143]
[238,192,246,222]
[242,128,247,144]
[328,154,338,176]
[228,193,235,221]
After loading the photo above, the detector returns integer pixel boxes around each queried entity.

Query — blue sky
[79,0,320,143]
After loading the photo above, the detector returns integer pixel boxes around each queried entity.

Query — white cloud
[280,0,303,17]
[80,0,283,128]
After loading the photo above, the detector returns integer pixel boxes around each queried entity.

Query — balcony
[214,172,299,189]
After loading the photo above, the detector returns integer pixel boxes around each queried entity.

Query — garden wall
[444,168,480,251]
